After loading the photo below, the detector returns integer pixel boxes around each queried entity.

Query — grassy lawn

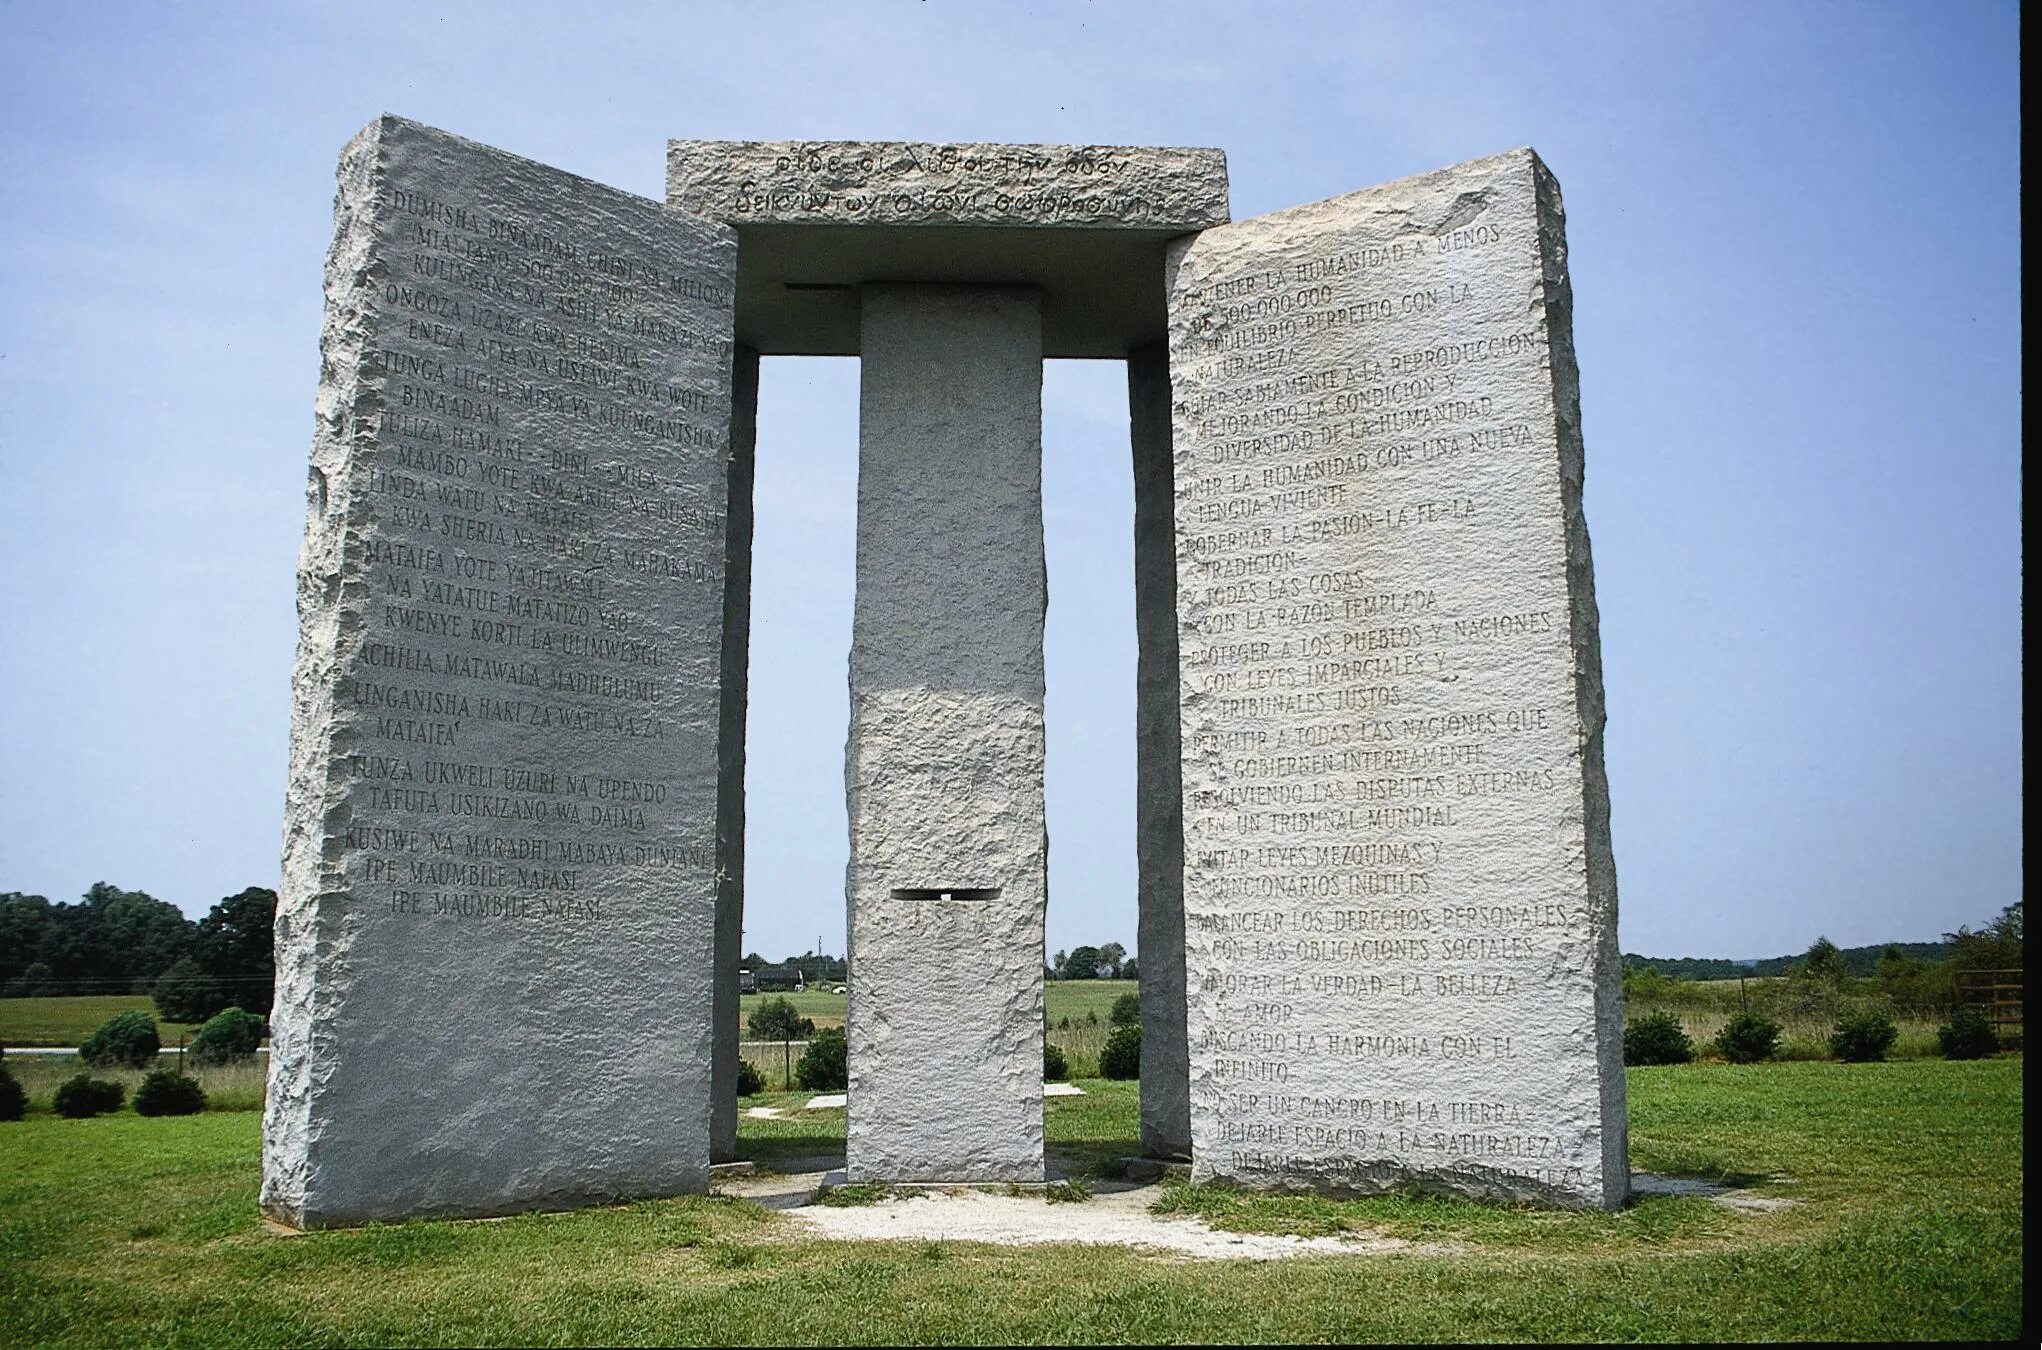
[0,996,206,1048]
[0,1060,2021,1343]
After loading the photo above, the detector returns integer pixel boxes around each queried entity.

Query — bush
[747,996,813,1042]
[1109,992,1141,1026]
[795,1026,847,1091]
[1623,1010,1695,1066]
[189,1006,267,1064]
[0,1063,26,1122]
[1937,1009,2000,1060]
[1043,1044,1069,1082]
[78,1011,161,1069]
[1099,1024,1141,1080]
[734,1058,765,1097]
[1829,1011,1898,1063]
[133,1070,207,1116]
[53,1075,125,1118]
[1715,1011,1782,1064]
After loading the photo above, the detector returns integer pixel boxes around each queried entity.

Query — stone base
[709,1161,759,1181]
[1115,1156,1192,1184]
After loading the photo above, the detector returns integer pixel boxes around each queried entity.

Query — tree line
[0,883,276,1019]
[1625,901,2023,1014]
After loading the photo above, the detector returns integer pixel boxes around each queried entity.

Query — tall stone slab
[1166,149,1626,1208]
[1130,343,1191,1160]
[265,116,737,1227]
[846,284,1047,1183]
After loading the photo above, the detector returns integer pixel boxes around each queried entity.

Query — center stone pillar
[846,283,1047,1184]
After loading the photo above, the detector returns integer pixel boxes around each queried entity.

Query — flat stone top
[668,140,1228,230]
[665,142,1227,357]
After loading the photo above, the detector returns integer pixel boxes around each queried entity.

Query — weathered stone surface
[665,141,1230,358]
[668,141,1227,230]
[845,284,1047,1183]
[264,116,737,1228]
[1165,149,1626,1209]
[1130,343,1191,1160]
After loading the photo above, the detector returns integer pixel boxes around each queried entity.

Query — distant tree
[2,960,57,999]
[1098,942,1127,978]
[1946,901,2023,973]
[747,996,813,1042]
[1050,950,1067,979]
[191,887,276,1016]
[152,957,221,1024]
[1800,936,1849,986]
[0,894,53,987]
[1121,957,1139,982]
[1061,945,1105,981]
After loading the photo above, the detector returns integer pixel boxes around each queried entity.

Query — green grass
[0,996,206,1048]
[735,982,1138,1081]
[0,1060,2020,1343]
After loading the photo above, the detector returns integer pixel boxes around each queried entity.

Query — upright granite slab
[845,284,1048,1183]
[264,116,738,1228]
[1165,149,1626,1208]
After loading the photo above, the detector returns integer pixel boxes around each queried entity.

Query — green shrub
[1829,1011,1898,1063]
[189,1007,267,1064]
[133,1070,207,1116]
[0,1063,25,1122]
[734,1058,765,1097]
[747,996,813,1042]
[1715,1011,1782,1064]
[795,1026,847,1091]
[1043,1044,1069,1082]
[1623,1010,1695,1066]
[1109,992,1141,1026]
[78,1011,161,1069]
[1937,1009,2000,1060]
[1099,1024,1141,1080]
[53,1075,125,1118]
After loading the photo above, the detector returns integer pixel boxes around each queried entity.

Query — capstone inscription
[668,140,1229,230]
[263,116,738,1228]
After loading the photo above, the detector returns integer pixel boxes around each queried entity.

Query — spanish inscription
[1166,150,1625,1208]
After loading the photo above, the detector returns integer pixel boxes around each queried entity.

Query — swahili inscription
[263,116,737,1230]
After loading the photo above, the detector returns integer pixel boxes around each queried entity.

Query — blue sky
[0,1,2020,963]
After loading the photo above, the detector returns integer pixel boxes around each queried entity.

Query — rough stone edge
[712,345,760,1163]
[1529,151,1628,1209]
[262,115,390,1229]
[1129,342,1191,1160]
[263,114,742,1227]
[665,140,1230,229]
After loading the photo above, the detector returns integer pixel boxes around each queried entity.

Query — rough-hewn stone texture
[1165,148,1626,1209]
[668,141,1228,230]
[712,344,759,1164]
[846,284,1047,1183]
[264,116,737,1228]
[1130,342,1191,1160]
[665,140,1229,358]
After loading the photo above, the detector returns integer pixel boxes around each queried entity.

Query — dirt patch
[763,1175,1444,1260]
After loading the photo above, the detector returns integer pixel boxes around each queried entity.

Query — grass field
[0,1059,2021,1343]
[0,996,206,1048]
